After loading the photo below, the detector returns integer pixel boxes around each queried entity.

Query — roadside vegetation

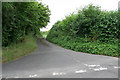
[47,4,119,57]
[2,2,50,63]
[2,34,38,63]
[40,30,49,37]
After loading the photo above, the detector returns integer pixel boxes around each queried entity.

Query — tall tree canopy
[2,2,50,46]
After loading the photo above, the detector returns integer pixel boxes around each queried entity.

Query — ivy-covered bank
[47,4,119,57]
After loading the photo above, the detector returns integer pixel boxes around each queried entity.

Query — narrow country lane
[3,39,118,78]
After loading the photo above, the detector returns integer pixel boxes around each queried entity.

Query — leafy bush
[40,30,50,37]
[47,4,118,57]
[2,2,50,46]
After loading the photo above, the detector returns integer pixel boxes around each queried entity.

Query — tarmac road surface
[2,39,119,78]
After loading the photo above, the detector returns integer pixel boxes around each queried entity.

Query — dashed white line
[52,72,66,76]
[75,70,87,74]
[29,74,38,77]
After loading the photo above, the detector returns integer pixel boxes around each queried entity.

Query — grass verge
[2,34,37,63]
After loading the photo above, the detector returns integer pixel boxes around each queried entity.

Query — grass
[2,34,37,63]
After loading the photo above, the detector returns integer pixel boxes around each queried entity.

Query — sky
[39,0,120,31]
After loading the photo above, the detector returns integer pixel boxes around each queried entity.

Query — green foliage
[2,34,37,63]
[40,30,49,37]
[47,4,118,57]
[2,2,50,46]
[48,37,118,57]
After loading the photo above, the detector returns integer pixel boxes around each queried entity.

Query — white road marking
[29,74,37,77]
[93,67,107,71]
[88,65,100,67]
[99,67,107,70]
[52,72,66,76]
[114,66,120,69]
[75,70,87,73]
[52,72,59,76]
[59,72,66,75]
[84,64,100,67]
[93,68,100,71]
[14,76,19,78]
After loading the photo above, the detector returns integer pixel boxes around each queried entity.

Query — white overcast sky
[39,0,120,31]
